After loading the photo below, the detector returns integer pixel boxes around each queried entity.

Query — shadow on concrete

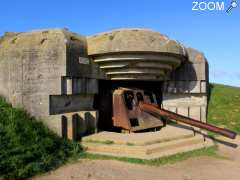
[169,62,198,93]
[72,114,84,140]
[168,122,238,148]
[85,112,97,135]
[61,115,68,139]
[167,121,195,131]
[207,83,214,104]
[71,112,98,141]
[197,130,238,149]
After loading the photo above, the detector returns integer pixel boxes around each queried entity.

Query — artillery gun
[112,88,237,139]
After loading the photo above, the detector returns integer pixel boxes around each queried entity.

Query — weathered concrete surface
[81,125,213,159]
[0,29,99,135]
[162,48,209,124]
[51,111,98,140]
[82,125,195,146]
[91,52,185,80]
[49,95,95,115]
[82,135,213,160]
[87,28,187,56]
[0,29,68,118]
[0,28,209,138]
[87,29,187,80]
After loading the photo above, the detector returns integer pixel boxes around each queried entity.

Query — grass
[79,146,219,166]
[126,142,135,146]
[83,139,114,145]
[208,83,240,134]
[0,98,82,180]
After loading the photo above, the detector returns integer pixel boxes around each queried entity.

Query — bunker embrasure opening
[94,80,164,132]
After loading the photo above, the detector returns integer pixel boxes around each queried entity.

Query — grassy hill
[208,84,240,133]
[0,83,239,179]
[0,98,81,179]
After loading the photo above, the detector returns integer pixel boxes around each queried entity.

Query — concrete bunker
[0,28,208,137]
[86,28,197,135]
[1,28,235,159]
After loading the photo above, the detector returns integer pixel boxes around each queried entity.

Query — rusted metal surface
[112,89,131,129]
[139,103,237,139]
[112,88,163,132]
[112,88,237,139]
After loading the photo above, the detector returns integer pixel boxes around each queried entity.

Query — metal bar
[139,102,237,139]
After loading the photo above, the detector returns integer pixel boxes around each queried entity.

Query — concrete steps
[81,126,214,160]
[147,138,213,159]
[145,135,204,154]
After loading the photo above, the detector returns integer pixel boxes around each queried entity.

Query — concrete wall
[65,31,105,79]
[162,48,209,124]
[0,29,99,137]
[51,111,98,140]
[0,29,67,115]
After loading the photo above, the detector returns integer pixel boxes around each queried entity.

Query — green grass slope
[0,98,81,180]
[208,84,240,133]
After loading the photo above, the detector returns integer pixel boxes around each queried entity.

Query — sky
[0,0,239,87]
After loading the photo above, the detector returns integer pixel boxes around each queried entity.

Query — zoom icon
[226,0,238,13]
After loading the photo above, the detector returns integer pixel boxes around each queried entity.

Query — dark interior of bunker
[94,80,163,132]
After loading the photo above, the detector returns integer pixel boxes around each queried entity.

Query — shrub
[0,98,81,179]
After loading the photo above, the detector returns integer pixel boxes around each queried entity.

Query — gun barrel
[140,103,237,139]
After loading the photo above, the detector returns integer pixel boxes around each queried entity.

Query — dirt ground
[36,136,240,180]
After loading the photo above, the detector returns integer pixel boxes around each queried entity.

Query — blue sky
[0,0,240,86]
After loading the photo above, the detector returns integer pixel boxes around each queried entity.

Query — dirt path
[36,136,240,180]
